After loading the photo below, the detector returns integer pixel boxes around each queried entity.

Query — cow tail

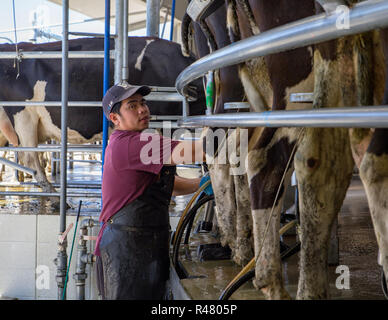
[199,20,217,53]
[226,0,241,44]
[236,0,260,35]
[181,12,193,57]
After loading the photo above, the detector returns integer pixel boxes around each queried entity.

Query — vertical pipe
[57,0,69,300]
[146,0,160,37]
[102,0,110,166]
[169,0,176,41]
[182,97,189,118]
[122,0,129,82]
[114,0,123,84]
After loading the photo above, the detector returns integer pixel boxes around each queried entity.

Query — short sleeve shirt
[94,129,180,256]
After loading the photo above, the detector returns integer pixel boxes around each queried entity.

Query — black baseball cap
[102,82,151,119]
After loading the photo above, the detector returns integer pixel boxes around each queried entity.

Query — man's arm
[167,139,205,165]
[172,175,201,196]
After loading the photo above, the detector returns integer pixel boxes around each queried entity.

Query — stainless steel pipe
[146,0,160,37]
[0,191,100,197]
[0,157,36,176]
[0,51,114,59]
[176,0,388,97]
[178,106,388,128]
[114,0,124,83]
[57,0,69,301]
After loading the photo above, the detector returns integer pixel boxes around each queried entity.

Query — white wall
[0,214,100,300]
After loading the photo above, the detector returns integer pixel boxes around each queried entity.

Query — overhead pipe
[178,106,388,128]
[175,0,388,98]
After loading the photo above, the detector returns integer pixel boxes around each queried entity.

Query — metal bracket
[316,0,347,14]
[224,102,250,110]
[289,92,314,103]
[187,0,225,22]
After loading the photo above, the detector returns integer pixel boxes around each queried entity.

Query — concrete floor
[0,156,384,299]
[174,175,386,300]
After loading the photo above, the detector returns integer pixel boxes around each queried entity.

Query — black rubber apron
[98,165,176,300]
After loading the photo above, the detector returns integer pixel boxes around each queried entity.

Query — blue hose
[102,0,110,168]
[169,0,176,41]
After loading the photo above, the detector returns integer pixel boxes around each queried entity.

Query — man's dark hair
[110,102,122,115]
[108,102,122,128]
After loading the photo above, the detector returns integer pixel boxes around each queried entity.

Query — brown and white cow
[0,37,206,208]
[186,0,388,299]
[182,2,257,266]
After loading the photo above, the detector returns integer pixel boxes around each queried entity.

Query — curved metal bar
[178,106,388,128]
[176,0,388,98]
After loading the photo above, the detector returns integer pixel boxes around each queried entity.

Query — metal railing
[176,0,388,128]
[180,106,388,128]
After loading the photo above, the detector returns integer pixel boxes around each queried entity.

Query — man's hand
[168,138,206,165]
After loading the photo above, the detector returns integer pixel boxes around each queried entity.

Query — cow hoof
[261,286,292,300]
[48,199,71,211]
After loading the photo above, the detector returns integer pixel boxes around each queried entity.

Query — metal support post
[74,218,99,300]
[146,0,160,37]
[56,0,69,300]
[114,0,124,84]
[122,0,129,82]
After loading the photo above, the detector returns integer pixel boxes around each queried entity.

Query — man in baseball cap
[95,81,209,300]
[102,81,152,131]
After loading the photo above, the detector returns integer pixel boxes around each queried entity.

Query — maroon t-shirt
[94,129,180,256]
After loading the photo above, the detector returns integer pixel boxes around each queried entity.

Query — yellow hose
[172,179,211,246]
[221,219,297,295]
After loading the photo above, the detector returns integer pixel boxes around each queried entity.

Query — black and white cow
[0,37,205,205]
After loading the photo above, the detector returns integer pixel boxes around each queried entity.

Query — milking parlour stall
[0,0,387,315]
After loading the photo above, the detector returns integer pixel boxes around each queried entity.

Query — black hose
[172,194,214,270]
[219,269,255,300]
[218,238,301,300]
[183,192,208,244]
[181,12,193,57]
[382,268,388,300]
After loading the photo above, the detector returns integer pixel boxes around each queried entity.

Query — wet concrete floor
[175,175,386,300]
[0,154,384,299]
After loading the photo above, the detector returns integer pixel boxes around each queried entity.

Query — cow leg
[359,130,388,291]
[295,128,353,299]
[247,127,298,300]
[295,42,355,298]
[14,109,58,204]
[208,164,238,259]
[230,128,254,266]
[0,151,6,182]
